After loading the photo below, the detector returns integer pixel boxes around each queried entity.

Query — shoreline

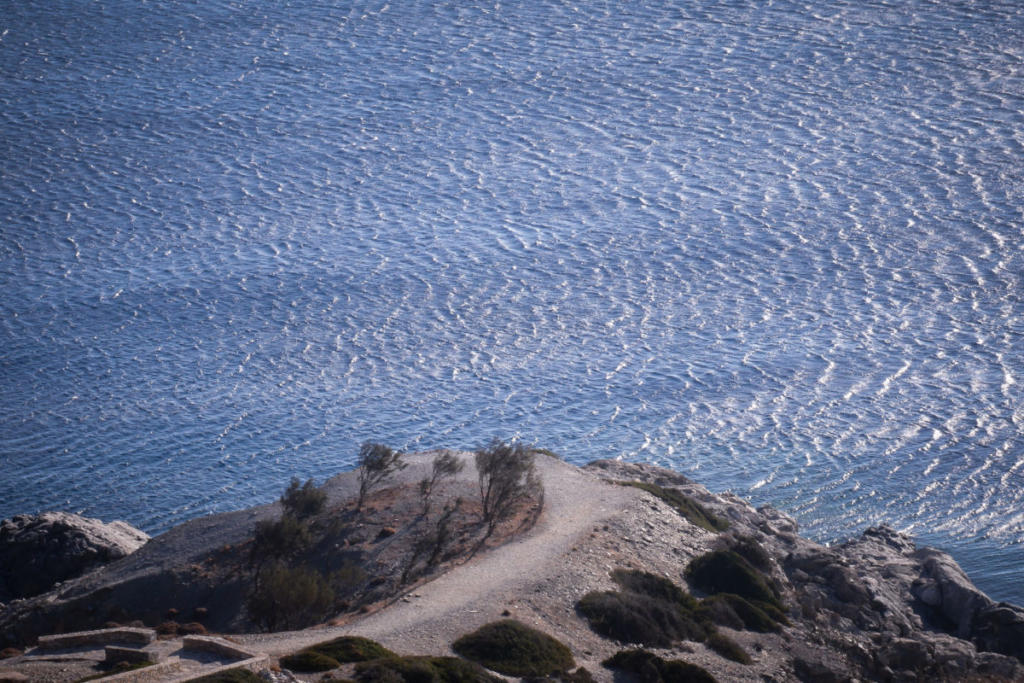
[2,452,1023,681]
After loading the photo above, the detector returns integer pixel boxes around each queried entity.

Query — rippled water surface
[2,0,1022,602]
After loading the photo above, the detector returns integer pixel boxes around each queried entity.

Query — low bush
[452,619,574,677]
[178,621,207,635]
[621,482,728,532]
[0,647,21,659]
[698,593,782,633]
[602,649,717,683]
[686,550,782,611]
[724,534,772,571]
[308,635,396,663]
[356,655,502,683]
[705,631,751,664]
[611,569,699,610]
[156,620,179,636]
[577,590,706,647]
[280,649,341,672]
[281,477,327,519]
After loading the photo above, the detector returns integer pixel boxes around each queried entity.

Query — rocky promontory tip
[1,451,1022,682]
[0,511,149,603]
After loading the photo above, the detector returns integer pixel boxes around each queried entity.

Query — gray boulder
[0,512,148,601]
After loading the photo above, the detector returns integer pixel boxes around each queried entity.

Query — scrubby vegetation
[697,593,785,633]
[620,481,728,532]
[452,619,575,677]
[602,649,718,683]
[307,635,397,663]
[577,569,761,664]
[610,568,699,609]
[355,655,502,683]
[720,533,772,571]
[357,442,407,510]
[705,631,752,664]
[280,649,342,672]
[686,550,783,612]
[475,439,543,535]
[246,562,335,631]
[420,452,464,514]
[251,513,312,563]
[281,477,327,519]
[577,570,708,647]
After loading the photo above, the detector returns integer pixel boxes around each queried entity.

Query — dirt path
[237,455,639,657]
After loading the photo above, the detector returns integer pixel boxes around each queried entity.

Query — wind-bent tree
[475,439,542,535]
[419,451,465,514]
[356,442,406,510]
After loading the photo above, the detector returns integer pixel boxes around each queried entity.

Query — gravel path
[237,455,639,657]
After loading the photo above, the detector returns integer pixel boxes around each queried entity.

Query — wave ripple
[1,0,1022,603]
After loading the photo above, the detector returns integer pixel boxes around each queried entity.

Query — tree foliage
[281,477,327,519]
[251,513,311,563]
[474,439,542,534]
[357,442,407,510]
[419,452,465,514]
[247,562,335,631]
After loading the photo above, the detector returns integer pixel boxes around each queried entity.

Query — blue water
[2,0,1022,603]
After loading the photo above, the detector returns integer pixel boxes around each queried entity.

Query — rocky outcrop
[586,460,1024,681]
[0,512,148,602]
[2,458,1022,683]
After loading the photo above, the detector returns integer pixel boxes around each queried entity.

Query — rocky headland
[1,450,1022,682]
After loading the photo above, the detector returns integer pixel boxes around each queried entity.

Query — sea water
[1,0,1022,603]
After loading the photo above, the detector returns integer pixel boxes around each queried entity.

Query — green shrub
[752,599,790,626]
[686,550,781,610]
[452,619,574,677]
[705,631,751,664]
[694,594,744,631]
[577,590,706,647]
[281,477,327,519]
[698,593,782,632]
[620,482,728,532]
[309,635,396,663]
[602,649,717,683]
[280,650,341,672]
[185,669,264,682]
[247,563,335,631]
[251,514,312,561]
[725,534,772,571]
[611,569,699,610]
[356,655,502,683]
